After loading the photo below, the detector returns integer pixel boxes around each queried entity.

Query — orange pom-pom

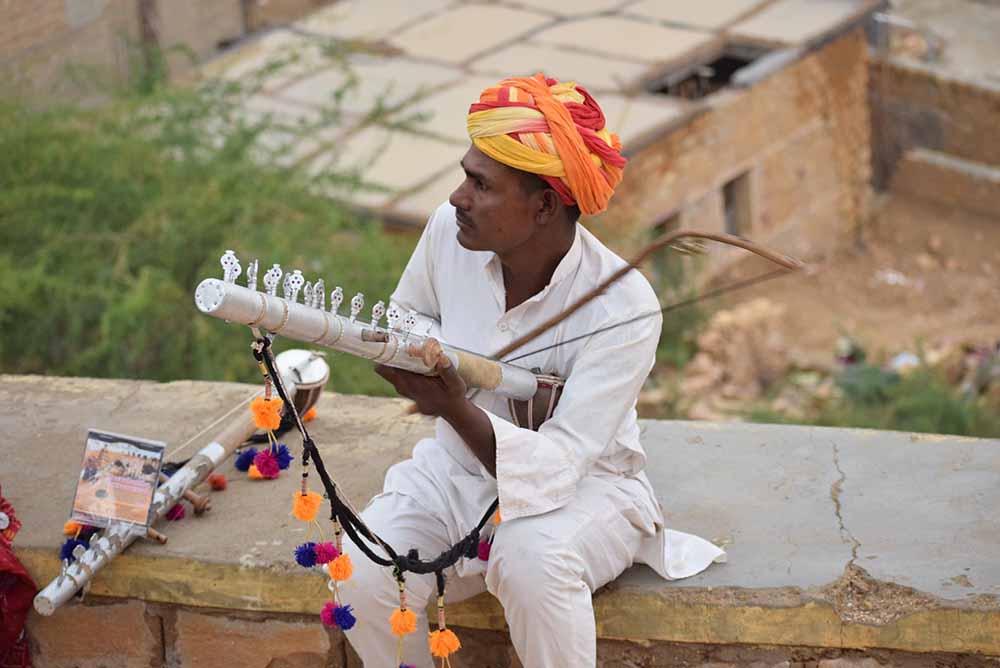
[493,509,501,524]
[303,406,318,422]
[250,396,283,431]
[429,628,461,657]
[248,464,264,480]
[390,607,417,636]
[328,553,353,581]
[63,520,83,536]
[291,490,323,521]
[208,474,227,491]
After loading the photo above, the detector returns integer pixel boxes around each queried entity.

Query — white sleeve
[390,207,443,337]
[484,309,661,521]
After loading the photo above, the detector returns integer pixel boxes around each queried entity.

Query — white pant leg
[341,491,487,668]
[485,476,645,668]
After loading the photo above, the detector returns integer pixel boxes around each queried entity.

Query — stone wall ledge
[3,375,998,657]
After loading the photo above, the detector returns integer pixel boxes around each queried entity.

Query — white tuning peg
[349,293,364,322]
[283,270,305,303]
[221,250,242,283]
[263,264,282,296]
[330,287,344,314]
[302,281,314,308]
[402,309,418,339]
[246,259,259,291]
[385,305,401,331]
[371,300,385,328]
[313,279,325,310]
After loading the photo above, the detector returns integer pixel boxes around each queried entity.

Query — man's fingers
[435,356,463,391]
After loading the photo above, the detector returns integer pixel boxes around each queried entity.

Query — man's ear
[536,188,561,225]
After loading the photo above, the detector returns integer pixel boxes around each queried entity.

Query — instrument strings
[502,268,790,365]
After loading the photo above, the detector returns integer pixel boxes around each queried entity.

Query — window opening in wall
[647,44,770,100]
[722,172,752,237]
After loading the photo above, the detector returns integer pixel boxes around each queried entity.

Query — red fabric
[0,485,35,668]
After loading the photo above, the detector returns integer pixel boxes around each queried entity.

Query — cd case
[70,429,166,530]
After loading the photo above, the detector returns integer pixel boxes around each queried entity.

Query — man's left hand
[375,338,469,418]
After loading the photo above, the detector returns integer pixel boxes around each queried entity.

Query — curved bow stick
[403,230,803,414]
[492,229,804,362]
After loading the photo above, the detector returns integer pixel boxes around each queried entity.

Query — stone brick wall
[592,29,873,269]
[0,0,139,97]
[0,0,331,98]
[26,597,999,668]
[869,58,1000,189]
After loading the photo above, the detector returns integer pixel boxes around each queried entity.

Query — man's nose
[449,178,470,211]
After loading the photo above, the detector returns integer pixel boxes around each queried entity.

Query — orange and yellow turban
[467,74,626,216]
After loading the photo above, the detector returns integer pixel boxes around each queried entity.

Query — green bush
[0,64,416,395]
[750,365,1000,438]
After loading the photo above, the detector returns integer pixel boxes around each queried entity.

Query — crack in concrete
[829,440,861,566]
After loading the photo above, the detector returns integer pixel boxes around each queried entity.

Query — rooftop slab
[198,0,881,224]
[730,0,877,47]
[469,42,653,93]
[531,16,717,65]
[388,5,553,66]
[277,57,463,117]
[295,0,452,41]
[4,375,999,654]
[891,0,1000,87]
[627,0,770,31]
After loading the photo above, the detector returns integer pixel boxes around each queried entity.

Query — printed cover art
[70,430,166,529]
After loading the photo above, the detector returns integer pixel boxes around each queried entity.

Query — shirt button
[498,322,508,332]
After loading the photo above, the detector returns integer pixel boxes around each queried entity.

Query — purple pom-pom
[333,603,356,630]
[274,443,293,470]
[320,602,337,628]
[477,540,491,561]
[234,447,258,472]
[295,542,317,567]
[60,538,89,562]
[400,664,416,668]
[314,541,339,565]
[254,450,280,478]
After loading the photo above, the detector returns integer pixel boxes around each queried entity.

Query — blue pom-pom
[294,542,317,567]
[60,538,89,562]
[275,443,293,470]
[234,447,258,472]
[334,604,356,630]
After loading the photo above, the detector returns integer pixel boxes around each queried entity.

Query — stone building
[0,0,332,95]
[198,0,882,285]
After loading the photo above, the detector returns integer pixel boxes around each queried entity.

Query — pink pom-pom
[314,541,340,565]
[166,504,186,521]
[477,540,491,561]
[320,601,337,628]
[253,450,280,479]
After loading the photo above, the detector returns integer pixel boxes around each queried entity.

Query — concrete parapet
[870,57,1000,189]
[891,148,1000,219]
[2,375,998,665]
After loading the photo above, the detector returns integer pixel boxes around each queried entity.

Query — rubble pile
[677,298,796,421]
[642,296,999,425]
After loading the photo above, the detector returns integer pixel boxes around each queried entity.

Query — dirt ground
[715,193,1000,363]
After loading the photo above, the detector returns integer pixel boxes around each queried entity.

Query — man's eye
[475,180,487,191]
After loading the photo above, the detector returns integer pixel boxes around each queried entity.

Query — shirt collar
[482,224,583,304]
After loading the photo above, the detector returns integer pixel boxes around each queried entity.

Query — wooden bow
[493,229,804,361]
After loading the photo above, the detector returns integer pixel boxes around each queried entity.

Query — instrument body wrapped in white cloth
[194,255,539,401]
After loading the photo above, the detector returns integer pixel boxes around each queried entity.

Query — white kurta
[341,203,724,667]
[388,202,725,580]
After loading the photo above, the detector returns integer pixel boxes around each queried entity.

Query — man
[342,74,724,667]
